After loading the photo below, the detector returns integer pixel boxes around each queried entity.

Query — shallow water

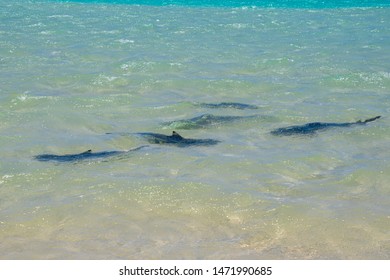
[0,0,389,259]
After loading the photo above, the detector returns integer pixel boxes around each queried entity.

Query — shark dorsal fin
[171,131,183,139]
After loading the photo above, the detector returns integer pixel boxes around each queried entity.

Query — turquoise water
[0,0,389,259]
[51,0,390,8]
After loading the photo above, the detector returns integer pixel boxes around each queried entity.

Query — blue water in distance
[51,0,390,8]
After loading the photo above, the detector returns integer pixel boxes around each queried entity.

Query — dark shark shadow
[162,114,265,129]
[34,145,148,163]
[195,102,258,110]
[271,116,381,136]
[135,131,220,147]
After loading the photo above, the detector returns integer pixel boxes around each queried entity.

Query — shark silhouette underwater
[34,146,147,163]
[195,102,258,110]
[34,130,218,162]
[135,131,220,147]
[271,116,381,136]
[162,114,264,129]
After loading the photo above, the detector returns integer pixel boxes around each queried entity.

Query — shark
[270,116,381,136]
[162,114,262,129]
[135,131,220,147]
[196,102,258,110]
[34,146,147,163]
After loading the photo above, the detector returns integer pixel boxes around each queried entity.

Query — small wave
[28,22,46,27]
[92,75,119,85]
[47,15,74,19]
[117,39,135,44]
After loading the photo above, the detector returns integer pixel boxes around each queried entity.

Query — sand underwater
[0,0,389,259]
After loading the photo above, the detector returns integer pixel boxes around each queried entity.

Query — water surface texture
[1,0,389,259]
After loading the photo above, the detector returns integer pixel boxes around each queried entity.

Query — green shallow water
[0,0,389,259]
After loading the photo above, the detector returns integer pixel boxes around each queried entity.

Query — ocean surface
[1,0,389,259]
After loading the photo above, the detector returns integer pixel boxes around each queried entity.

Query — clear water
[0,0,389,259]
[49,0,390,8]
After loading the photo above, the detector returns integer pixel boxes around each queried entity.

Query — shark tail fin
[363,116,381,123]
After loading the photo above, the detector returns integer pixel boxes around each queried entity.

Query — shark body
[34,146,147,163]
[136,131,220,147]
[197,102,258,110]
[162,114,260,129]
[271,116,381,136]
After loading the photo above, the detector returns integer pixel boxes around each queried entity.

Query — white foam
[117,39,135,44]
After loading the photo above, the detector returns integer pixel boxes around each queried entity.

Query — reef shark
[135,131,220,147]
[34,146,147,163]
[162,114,262,129]
[196,102,258,110]
[270,116,381,136]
